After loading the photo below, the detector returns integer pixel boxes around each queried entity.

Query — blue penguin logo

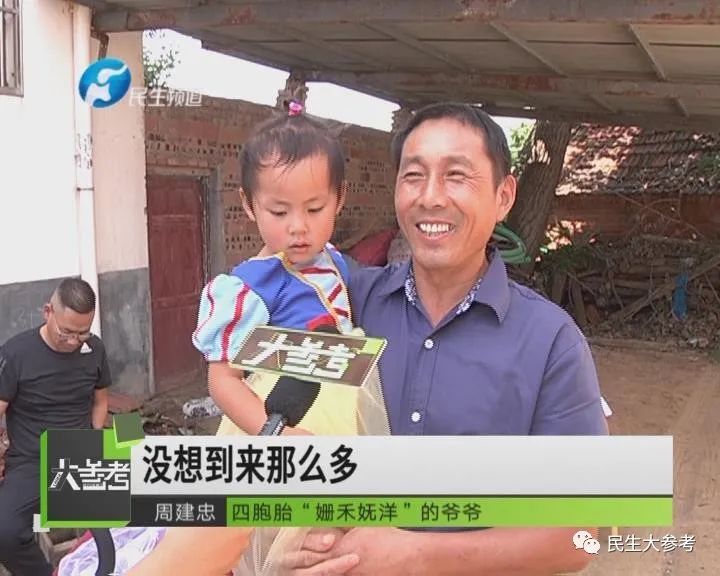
[78,58,132,108]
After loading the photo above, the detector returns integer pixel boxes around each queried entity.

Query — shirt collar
[379,248,511,323]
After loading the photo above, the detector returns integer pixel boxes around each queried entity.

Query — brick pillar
[276,72,308,112]
[387,105,414,259]
[391,106,413,133]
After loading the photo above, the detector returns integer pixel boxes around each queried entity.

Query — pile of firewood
[531,235,720,345]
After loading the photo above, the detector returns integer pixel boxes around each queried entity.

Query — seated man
[0,278,111,576]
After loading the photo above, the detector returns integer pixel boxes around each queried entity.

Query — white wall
[92,32,148,274]
[0,0,78,285]
[0,4,147,285]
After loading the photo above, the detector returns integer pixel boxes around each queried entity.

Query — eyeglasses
[49,304,92,342]
[54,323,92,342]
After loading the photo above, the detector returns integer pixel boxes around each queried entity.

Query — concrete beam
[190,28,320,71]
[489,22,566,76]
[200,40,291,71]
[263,23,381,68]
[362,22,467,72]
[307,70,720,101]
[475,103,720,131]
[92,1,720,33]
[296,68,401,104]
[674,97,691,117]
[487,24,625,115]
[73,0,113,12]
[588,95,617,113]
[627,24,668,81]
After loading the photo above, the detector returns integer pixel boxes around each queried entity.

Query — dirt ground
[140,343,720,576]
[582,343,720,576]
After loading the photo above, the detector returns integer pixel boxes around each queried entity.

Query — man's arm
[91,342,112,429]
[0,345,18,413]
[291,527,595,576]
[91,388,108,429]
[531,323,607,435]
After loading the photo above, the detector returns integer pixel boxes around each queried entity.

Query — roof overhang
[84,0,720,130]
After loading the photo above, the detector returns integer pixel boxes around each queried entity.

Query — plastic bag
[216,329,390,576]
[57,527,167,576]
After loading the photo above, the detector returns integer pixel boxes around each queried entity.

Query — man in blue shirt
[285,103,607,575]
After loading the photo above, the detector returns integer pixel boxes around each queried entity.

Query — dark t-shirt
[0,327,112,464]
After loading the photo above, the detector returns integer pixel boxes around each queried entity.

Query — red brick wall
[145,97,397,266]
[552,193,720,240]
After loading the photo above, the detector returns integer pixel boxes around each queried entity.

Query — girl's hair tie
[288,100,303,117]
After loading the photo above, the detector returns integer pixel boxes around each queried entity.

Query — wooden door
[146,174,206,392]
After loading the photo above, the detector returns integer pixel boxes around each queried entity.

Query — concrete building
[0,0,151,398]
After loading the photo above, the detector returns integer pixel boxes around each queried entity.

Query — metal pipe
[71,3,101,335]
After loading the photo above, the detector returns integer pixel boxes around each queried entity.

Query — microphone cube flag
[224,326,391,436]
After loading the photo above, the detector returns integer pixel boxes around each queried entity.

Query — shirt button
[411,411,422,423]
[423,338,434,350]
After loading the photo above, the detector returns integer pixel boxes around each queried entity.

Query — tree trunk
[507,120,572,265]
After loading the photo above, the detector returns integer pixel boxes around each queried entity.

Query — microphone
[257,322,339,436]
[258,375,320,435]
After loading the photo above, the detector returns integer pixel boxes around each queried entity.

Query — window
[0,0,22,95]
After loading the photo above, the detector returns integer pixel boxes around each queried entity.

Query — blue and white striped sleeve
[192,274,270,363]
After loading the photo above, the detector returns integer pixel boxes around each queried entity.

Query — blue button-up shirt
[349,251,607,436]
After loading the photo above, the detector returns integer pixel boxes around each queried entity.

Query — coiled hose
[493,222,531,265]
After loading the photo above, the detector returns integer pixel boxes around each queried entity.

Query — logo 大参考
[49,458,130,491]
[40,415,144,528]
[78,57,132,108]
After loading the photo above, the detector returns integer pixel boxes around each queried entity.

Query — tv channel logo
[78,57,132,108]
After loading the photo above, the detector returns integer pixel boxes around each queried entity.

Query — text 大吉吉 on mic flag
[231,326,386,387]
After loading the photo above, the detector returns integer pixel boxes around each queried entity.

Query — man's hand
[280,529,359,576]
[282,526,594,576]
[281,528,414,576]
[330,528,416,576]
